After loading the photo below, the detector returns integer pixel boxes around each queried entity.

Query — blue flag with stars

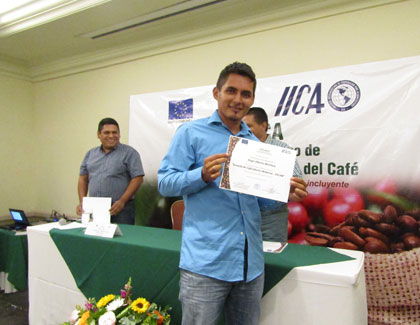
[168,98,193,120]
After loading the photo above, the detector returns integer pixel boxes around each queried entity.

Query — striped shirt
[264,135,302,178]
[258,135,303,242]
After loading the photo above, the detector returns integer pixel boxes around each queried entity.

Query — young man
[243,107,307,242]
[158,62,305,324]
[76,118,144,225]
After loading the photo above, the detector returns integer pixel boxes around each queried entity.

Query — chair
[170,200,185,230]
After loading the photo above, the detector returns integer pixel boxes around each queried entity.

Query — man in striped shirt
[243,107,307,241]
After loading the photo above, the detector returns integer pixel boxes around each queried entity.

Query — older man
[76,117,144,225]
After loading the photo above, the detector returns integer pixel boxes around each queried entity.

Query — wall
[17,0,420,217]
[0,75,34,219]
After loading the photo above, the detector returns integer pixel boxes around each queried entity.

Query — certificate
[220,136,297,202]
[82,197,111,225]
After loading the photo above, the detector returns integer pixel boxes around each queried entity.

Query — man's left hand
[289,177,308,202]
[110,200,125,215]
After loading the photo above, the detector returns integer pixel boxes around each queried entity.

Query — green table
[50,225,353,324]
[0,229,28,291]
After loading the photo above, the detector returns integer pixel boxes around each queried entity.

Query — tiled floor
[0,289,29,325]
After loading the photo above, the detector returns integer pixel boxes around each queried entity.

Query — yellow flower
[79,311,90,325]
[97,294,115,308]
[131,297,150,314]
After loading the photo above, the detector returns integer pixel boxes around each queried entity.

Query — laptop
[8,208,31,230]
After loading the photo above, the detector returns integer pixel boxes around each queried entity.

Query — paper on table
[82,197,111,225]
[84,223,123,238]
[263,241,288,253]
[220,136,297,202]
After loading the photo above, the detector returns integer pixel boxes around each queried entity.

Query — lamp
[0,0,112,37]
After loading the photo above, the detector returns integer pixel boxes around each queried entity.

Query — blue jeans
[179,269,264,325]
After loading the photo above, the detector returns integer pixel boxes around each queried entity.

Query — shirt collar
[208,110,252,136]
[100,143,119,153]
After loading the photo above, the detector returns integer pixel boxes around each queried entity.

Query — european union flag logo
[241,139,248,144]
[168,98,193,120]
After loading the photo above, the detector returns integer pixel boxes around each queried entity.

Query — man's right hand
[201,153,229,183]
[76,203,83,216]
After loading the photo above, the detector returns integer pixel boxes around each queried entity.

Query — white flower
[106,297,124,311]
[69,309,79,325]
[98,311,116,325]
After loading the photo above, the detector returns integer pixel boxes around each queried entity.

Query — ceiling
[0,0,303,67]
[0,0,401,79]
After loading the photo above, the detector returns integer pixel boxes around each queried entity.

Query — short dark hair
[246,107,268,126]
[216,62,256,94]
[98,118,119,132]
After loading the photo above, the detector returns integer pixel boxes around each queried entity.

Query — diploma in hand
[220,136,297,202]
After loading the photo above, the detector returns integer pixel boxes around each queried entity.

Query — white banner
[130,55,420,224]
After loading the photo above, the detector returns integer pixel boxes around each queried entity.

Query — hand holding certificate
[220,136,297,202]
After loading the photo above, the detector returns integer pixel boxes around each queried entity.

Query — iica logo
[327,80,361,112]
[274,80,361,116]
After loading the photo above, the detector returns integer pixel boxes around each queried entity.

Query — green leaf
[147,303,157,312]
[366,190,418,211]
[116,305,131,319]
[119,316,137,325]
[143,315,158,325]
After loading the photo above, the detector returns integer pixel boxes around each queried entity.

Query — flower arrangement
[64,278,171,325]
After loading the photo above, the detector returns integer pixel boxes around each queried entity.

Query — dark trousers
[111,200,135,225]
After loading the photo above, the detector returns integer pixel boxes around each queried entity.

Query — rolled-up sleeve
[126,148,145,178]
[79,152,89,175]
